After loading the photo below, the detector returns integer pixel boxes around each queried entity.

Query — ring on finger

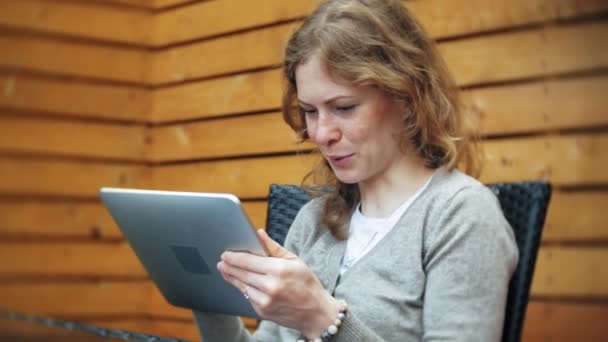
[243,286,250,300]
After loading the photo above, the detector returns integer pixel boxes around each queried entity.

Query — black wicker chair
[265,182,551,342]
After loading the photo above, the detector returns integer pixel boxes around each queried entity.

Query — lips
[328,154,354,161]
[327,153,355,167]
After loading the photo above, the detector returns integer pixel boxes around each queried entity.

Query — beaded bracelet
[297,299,348,342]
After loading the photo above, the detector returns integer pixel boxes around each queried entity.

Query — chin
[333,171,361,185]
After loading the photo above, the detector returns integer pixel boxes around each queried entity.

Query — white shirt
[340,175,434,275]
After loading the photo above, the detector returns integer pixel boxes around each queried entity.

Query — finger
[257,229,296,259]
[243,283,270,308]
[219,260,275,294]
[219,264,253,295]
[220,267,269,309]
[217,261,243,289]
[222,251,290,275]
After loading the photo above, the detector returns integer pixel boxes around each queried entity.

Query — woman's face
[295,54,407,186]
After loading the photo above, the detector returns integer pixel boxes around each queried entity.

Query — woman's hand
[217,229,341,338]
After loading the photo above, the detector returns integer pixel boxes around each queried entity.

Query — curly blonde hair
[282,0,479,239]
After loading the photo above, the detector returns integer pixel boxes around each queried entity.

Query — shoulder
[421,168,502,220]
[418,168,517,262]
[419,168,514,243]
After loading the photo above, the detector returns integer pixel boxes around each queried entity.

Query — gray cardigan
[194,168,518,341]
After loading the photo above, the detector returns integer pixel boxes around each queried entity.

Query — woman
[194,0,518,341]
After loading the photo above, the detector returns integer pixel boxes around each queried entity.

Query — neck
[358,154,435,218]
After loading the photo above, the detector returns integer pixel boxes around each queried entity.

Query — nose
[310,111,341,147]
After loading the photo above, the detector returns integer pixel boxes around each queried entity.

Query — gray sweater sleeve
[421,185,519,341]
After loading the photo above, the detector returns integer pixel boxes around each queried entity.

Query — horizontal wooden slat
[152,0,194,9]
[0,282,193,327]
[150,22,607,121]
[88,0,154,8]
[480,134,608,186]
[3,0,604,49]
[0,0,150,45]
[0,117,145,160]
[523,301,608,341]
[98,0,195,10]
[149,9,608,87]
[80,0,203,10]
[150,69,281,122]
[0,281,254,325]
[441,21,608,86]
[0,158,150,197]
[0,281,257,341]
[544,191,608,242]
[0,200,267,239]
[465,76,608,136]
[150,0,608,46]
[0,282,156,315]
[532,247,608,297]
[0,200,121,239]
[0,243,145,276]
[147,112,302,161]
[152,154,317,199]
[0,75,148,121]
[410,0,608,39]
[151,0,315,46]
[0,34,148,83]
[149,22,297,84]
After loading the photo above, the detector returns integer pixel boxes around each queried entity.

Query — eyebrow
[297,95,356,106]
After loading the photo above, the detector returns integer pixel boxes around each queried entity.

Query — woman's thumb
[257,229,296,259]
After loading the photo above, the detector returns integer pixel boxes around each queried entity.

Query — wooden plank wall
[0,0,201,340]
[1,0,607,341]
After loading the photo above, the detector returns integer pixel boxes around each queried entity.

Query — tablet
[99,187,267,318]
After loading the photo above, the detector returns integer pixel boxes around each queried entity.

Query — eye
[336,105,356,112]
[299,107,318,116]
